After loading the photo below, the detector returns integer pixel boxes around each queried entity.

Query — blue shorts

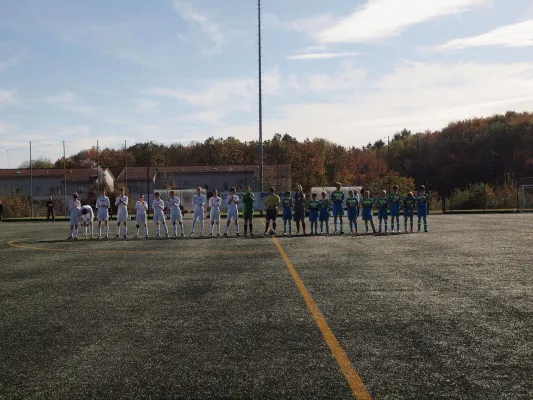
[362,208,373,221]
[417,205,428,218]
[390,207,401,217]
[378,208,388,220]
[404,208,414,218]
[319,209,330,222]
[332,204,344,217]
[283,208,293,221]
[309,210,319,222]
[347,208,359,220]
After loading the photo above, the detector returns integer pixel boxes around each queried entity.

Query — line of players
[66,183,429,240]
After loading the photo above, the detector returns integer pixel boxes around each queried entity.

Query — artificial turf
[0,214,532,399]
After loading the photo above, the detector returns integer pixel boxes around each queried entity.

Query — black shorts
[266,209,278,221]
[293,210,305,222]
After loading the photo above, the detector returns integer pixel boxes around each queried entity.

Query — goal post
[518,184,533,212]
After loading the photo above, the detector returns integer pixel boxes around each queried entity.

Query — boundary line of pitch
[262,220,372,399]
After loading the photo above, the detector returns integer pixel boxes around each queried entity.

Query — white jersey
[115,196,129,212]
[193,194,206,209]
[69,199,81,216]
[96,196,110,209]
[227,194,239,213]
[168,197,181,211]
[80,205,94,223]
[152,199,164,213]
[135,200,148,215]
[152,199,165,223]
[209,196,221,212]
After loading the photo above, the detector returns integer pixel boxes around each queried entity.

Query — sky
[1,0,533,167]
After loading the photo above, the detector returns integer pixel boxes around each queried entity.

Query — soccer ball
[269,229,276,235]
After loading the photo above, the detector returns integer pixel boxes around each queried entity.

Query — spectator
[0,200,3,222]
[46,197,55,222]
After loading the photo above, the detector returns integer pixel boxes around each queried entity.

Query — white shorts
[193,208,204,220]
[227,209,238,221]
[170,210,182,223]
[70,215,80,226]
[210,211,220,222]
[153,212,165,223]
[98,208,109,222]
[117,210,128,222]
[136,214,147,225]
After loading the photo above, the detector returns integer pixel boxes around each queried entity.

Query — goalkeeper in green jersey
[242,186,255,236]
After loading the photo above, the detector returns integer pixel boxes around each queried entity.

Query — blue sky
[1,0,533,167]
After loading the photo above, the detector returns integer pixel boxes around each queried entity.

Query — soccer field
[1,215,532,399]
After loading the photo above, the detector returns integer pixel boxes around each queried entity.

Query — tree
[18,157,54,169]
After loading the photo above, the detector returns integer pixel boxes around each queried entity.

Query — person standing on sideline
[263,187,281,235]
[96,188,111,239]
[0,200,4,222]
[293,185,306,235]
[67,193,81,240]
[242,186,255,236]
[191,187,207,237]
[46,197,55,221]
[115,188,129,239]
[224,187,240,236]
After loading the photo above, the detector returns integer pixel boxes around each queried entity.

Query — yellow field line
[6,239,264,255]
[262,221,372,399]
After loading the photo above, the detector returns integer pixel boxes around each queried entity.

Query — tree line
[23,110,532,197]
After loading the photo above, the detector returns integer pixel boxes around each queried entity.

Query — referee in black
[46,197,55,221]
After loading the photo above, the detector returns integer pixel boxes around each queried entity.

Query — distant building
[0,168,115,200]
[116,164,291,196]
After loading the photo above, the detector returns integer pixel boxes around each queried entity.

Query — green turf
[0,215,532,399]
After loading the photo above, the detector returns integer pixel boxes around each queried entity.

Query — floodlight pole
[63,141,67,217]
[258,0,264,192]
[29,141,33,219]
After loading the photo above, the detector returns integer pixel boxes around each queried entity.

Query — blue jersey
[331,191,345,206]
[361,197,374,221]
[416,192,429,217]
[389,193,401,211]
[403,196,416,217]
[308,199,319,222]
[346,196,360,220]
[282,196,293,210]
[318,199,331,221]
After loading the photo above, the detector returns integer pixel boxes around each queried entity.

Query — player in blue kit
[318,191,332,235]
[376,190,389,234]
[416,185,429,232]
[403,192,416,233]
[388,185,402,233]
[307,193,320,235]
[346,189,360,235]
[361,191,376,234]
[282,191,294,235]
[331,183,345,234]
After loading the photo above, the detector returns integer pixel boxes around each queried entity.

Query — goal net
[519,185,533,212]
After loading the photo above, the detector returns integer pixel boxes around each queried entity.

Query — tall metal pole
[258,0,264,192]
[124,140,128,192]
[96,140,100,195]
[387,136,391,194]
[29,141,33,219]
[63,141,67,217]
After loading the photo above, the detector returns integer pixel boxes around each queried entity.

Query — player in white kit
[152,192,169,238]
[96,188,111,239]
[168,190,184,238]
[191,187,206,237]
[114,187,129,239]
[224,187,240,236]
[67,193,81,239]
[80,205,94,239]
[135,193,149,239]
[208,189,222,236]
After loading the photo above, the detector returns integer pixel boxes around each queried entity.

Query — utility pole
[63,141,67,217]
[29,141,33,219]
[258,0,264,192]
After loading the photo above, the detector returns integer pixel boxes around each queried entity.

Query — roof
[116,165,291,181]
[0,168,112,182]
[518,177,533,185]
